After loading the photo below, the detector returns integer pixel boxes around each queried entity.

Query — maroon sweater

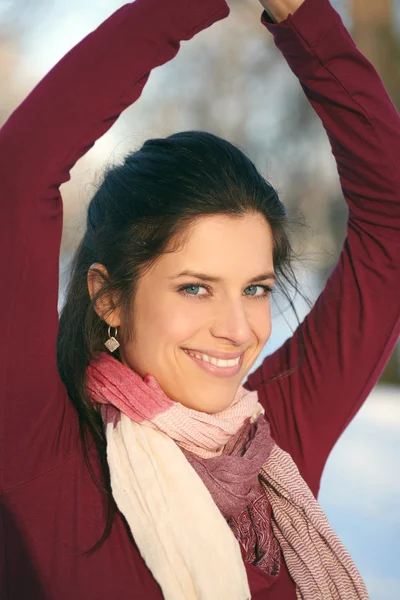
[1,0,399,597]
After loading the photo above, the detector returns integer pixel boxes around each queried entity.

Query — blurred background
[1,0,399,597]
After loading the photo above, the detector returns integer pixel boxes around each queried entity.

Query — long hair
[57,130,305,552]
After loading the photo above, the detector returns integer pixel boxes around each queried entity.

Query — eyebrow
[169,270,275,284]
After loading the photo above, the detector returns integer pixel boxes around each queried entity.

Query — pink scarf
[87,353,260,458]
[86,352,369,600]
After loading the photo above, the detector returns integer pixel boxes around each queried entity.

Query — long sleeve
[245,0,400,494]
[0,0,229,491]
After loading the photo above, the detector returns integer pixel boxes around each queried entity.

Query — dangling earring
[104,325,120,353]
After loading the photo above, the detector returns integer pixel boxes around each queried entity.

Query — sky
[6,0,400,80]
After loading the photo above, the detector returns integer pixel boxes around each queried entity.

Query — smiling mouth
[182,348,244,378]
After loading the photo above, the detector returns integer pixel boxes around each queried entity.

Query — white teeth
[186,350,240,368]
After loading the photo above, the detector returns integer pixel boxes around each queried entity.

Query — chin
[182,395,235,414]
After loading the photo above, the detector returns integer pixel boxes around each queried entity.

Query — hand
[258,0,305,23]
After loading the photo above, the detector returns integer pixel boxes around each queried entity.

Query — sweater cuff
[261,0,341,49]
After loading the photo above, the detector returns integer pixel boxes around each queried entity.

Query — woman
[0,0,399,597]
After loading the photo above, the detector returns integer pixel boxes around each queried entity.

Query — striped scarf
[86,352,369,600]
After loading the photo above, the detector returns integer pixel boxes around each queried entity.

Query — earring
[104,325,120,353]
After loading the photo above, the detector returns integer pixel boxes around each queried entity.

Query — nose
[209,298,252,347]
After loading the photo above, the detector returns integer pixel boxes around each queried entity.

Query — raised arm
[0,0,229,490]
[245,0,400,494]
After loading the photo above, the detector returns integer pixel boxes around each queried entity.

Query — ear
[87,263,121,327]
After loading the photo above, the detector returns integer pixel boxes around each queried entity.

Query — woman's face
[92,213,274,413]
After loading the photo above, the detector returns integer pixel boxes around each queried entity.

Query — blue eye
[244,285,273,298]
[178,284,210,299]
[178,283,273,300]
[185,285,200,295]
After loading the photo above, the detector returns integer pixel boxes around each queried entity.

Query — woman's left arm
[245,0,400,494]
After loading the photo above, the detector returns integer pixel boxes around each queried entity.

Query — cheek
[137,294,204,346]
[251,302,272,346]
[164,307,202,342]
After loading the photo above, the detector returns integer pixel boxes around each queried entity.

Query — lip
[182,348,244,378]
[181,348,244,360]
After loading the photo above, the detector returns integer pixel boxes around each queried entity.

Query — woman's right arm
[245,0,400,495]
[0,0,229,491]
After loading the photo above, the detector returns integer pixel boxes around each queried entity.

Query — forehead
[182,212,272,249]
[160,213,274,278]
